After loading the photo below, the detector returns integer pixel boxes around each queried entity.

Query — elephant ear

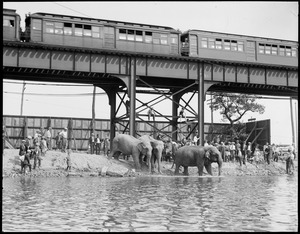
[205,150,211,160]
[137,142,147,154]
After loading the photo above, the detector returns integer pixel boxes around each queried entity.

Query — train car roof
[3,8,20,16]
[28,12,178,32]
[183,29,298,45]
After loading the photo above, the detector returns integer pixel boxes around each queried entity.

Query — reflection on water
[2,175,298,232]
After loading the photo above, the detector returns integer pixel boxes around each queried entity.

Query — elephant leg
[198,163,204,176]
[113,151,121,160]
[205,163,213,175]
[156,155,162,174]
[133,154,141,172]
[183,166,189,176]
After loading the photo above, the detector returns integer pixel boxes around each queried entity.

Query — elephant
[109,134,149,172]
[174,145,223,176]
[138,135,164,174]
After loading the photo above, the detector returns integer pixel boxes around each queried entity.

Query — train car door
[189,34,198,56]
[104,26,115,49]
[170,33,179,55]
[246,40,256,62]
[31,18,42,42]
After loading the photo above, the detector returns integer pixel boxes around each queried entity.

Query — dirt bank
[2,149,297,178]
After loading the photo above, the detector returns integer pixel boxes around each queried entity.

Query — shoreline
[2,149,297,178]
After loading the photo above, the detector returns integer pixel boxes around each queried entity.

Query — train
[3,8,298,67]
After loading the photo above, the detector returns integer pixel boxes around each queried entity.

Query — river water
[2,175,298,232]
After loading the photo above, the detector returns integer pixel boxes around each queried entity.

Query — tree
[208,92,265,140]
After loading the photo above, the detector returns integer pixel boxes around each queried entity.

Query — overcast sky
[3,1,298,144]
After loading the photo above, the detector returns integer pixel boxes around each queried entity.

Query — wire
[3,80,93,87]
[53,2,92,18]
[3,91,107,96]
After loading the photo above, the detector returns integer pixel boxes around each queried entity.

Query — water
[2,175,298,232]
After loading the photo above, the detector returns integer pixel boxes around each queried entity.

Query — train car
[181,29,298,67]
[3,8,21,41]
[22,12,181,56]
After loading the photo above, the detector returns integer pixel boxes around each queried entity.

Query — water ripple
[2,175,298,232]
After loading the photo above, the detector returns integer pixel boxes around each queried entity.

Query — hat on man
[64,127,68,130]
[22,139,26,142]
[27,136,32,139]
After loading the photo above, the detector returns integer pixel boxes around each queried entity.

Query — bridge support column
[129,57,136,136]
[172,93,181,141]
[198,64,205,146]
[101,85,117,149]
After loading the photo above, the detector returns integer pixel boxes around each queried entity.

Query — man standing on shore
[44,127,52,150]
[89,133,95,154]
[59,128,68,153]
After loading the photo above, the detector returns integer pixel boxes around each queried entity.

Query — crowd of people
[17,126,74,174]
[158,132,296,174]
[88,133,110,156]
[18,127,51,173]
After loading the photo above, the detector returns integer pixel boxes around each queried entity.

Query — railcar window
[238,42,244,52]
[153,38,160,44]
[119,29,127,40]
[83,25,92,36]
[291,48,297,57]
[3,17,15,27]
[265,44,271,54]
[55,22,63,34]
[92,26,100,38]
[286,46,291,56]
[64,23,72,35]
[259,43,265,54]
[33,19,42,30]
[161,34,168,44]
[145,31,152,43]
[201,38,208,48]
[231,40,237,51]
[224,40,230,50]
[271,45,277,55]
[136,30,143,42]
[279,46,285,56]
[75,24,83,36]
[127,30,135,41]
[171,35,178,44]
[45,22,54,33]
[215,39,222,49]
[208,38,215,49]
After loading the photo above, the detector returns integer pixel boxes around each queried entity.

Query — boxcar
[181,29,298,67]
[22,12,181,56]
[3,8,21,41]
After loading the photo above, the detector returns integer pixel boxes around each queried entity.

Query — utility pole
[290,97,295,146]
[295,101,298,153]
[92,85,96,134]
[20,81,26,116]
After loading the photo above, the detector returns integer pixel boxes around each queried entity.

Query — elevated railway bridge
[3,41,298,145]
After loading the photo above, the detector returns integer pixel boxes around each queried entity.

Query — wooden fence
[2,115,228,150]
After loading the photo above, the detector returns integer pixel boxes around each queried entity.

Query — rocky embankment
[2,149,297,178]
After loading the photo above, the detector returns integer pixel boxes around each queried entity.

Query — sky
[2,1,298,145]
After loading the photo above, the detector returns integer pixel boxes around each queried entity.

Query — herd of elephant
[108,134,222,176]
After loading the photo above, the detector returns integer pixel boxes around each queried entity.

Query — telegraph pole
[92,85,96,134]
[20,81,26,116]
[290,97,295,146]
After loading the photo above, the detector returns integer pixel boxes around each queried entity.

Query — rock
[100,166,108,176]
[67,172,82,177]
[106,164,129,177]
